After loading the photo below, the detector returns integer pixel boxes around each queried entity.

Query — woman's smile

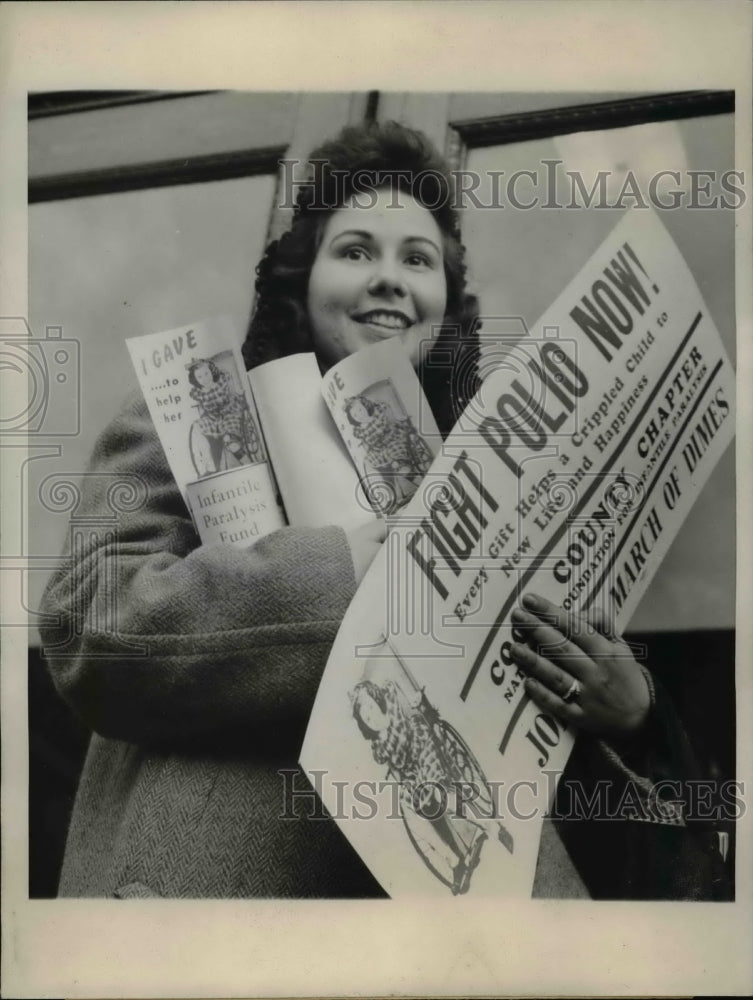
[352,309,414,332]
[307,187,447,369]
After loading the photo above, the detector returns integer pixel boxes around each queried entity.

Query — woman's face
[348,398,371,425]
[194,362,214,388]
[307,188,447,370]
[357,692,388,733]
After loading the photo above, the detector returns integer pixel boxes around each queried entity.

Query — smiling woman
[307,189,448,368]
[39,118,731,901]
[243,122,481,436]
[39,120,481,900]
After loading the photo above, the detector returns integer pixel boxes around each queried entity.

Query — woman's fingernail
[522,593,542,611]
[510,642,528,661]
[511,627,525,642]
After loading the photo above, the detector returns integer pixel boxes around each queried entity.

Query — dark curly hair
[351,679,389,740]
[344,394,378,427]
[187,358,222,389]
[242,121,480,437]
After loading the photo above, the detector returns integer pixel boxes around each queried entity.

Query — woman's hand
[509,593,651,739]
[346,517,387,585]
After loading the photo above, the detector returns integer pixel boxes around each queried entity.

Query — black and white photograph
[2,2,752,998]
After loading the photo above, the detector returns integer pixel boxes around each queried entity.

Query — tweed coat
[40,391,384,898]
[41,392,731,900]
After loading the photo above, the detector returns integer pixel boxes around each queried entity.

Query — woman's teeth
[358,312,410,330]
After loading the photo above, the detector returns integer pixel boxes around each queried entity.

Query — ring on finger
[562,678,582,704]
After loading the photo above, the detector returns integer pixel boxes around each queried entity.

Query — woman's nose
[367,258,407,298]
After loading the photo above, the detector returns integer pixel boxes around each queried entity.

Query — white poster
[302,208,736,897]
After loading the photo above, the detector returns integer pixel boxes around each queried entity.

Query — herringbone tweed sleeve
[40,391,359,748]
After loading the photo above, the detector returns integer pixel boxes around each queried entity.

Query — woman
[187,358,261,474]
[343,393,434,514]
[40,121,728,899]
[351,678,513,896]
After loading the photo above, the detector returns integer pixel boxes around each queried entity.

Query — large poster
[301,208,736,896]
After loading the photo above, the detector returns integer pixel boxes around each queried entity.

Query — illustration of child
[351,677,512,895]
[344,393,433,514]
[187,358,262,476]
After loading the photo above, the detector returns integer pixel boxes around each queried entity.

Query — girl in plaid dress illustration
[352,677,511,894]
[344,394,433,514]
[188,358,262,476]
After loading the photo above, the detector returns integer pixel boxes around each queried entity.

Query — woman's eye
[405,252,432,268]
[342,246,369,262]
